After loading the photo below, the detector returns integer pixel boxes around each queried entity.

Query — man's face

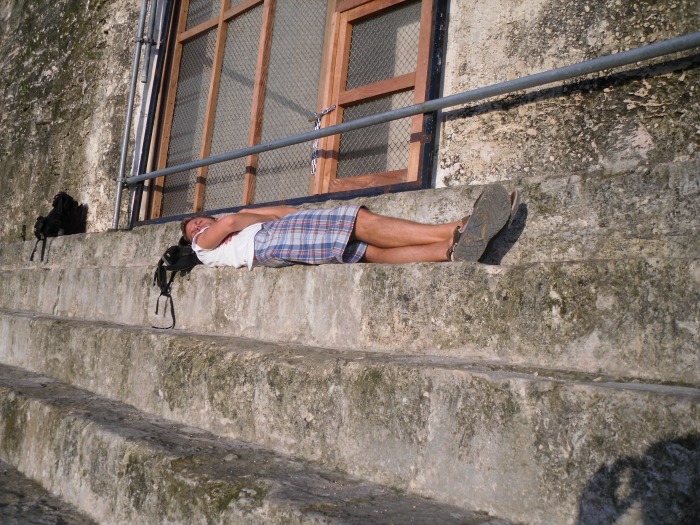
[186,217,215,241]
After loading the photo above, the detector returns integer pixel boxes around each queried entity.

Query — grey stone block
[439,0,700,188]
[0,159,697,272]
[0,363,509,525]
[0,312,697,524]
[0,253,695,384]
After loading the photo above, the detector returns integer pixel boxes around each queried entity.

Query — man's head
[181,214,216,242]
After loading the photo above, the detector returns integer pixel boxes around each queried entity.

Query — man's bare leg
[353,183,516,262]
[352,208,460,248]
[363,238,452,264]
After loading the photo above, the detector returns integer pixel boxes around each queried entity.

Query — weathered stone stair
[0,363,505,524]
[0,162,698,523]
[1,308,698,523]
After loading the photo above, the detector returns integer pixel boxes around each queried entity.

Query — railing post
[111,0,150,230]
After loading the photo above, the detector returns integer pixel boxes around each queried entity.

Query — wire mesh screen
[253,0,329,204]
[345,0,421,90]
[161,29,217,217]
[186,0,220,30]
[203,6,263,211]
[336,90,413,178]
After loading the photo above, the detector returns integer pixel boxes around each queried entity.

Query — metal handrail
[112,0,150,229]
[114,31,700,227]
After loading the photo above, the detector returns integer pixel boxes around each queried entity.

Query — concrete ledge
[0,364,506,525]
[1,312,698,524]
[171,259,695,383]
[0,255,696,384]
[0,160,697,272]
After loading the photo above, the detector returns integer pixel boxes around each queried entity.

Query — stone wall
[438,0,700,186]
[1,0,698,239]
[0,0,137,242]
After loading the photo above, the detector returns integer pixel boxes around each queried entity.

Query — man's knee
[354,208,380,232]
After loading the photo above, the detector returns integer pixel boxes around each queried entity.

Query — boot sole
[452,184,511,262]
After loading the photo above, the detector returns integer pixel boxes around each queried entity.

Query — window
[147,0,440,220]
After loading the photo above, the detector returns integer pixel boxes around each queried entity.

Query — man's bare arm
[238,206,297,219]
[195,213,276,249]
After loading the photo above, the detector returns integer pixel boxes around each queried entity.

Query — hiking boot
[449,183,511,262]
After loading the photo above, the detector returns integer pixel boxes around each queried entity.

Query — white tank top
[192,223,262,270]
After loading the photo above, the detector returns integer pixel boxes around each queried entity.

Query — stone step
[1,310,698,524]
[0,159,697,272]
[0,255,696,384]
[0,364,507,525]
[0,459,96,524]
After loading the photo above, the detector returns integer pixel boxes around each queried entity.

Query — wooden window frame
[313,0,434,194]
[151,0,274,219]
[149,0,437,219]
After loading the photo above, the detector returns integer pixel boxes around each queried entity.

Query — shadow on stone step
[0,460,96,524]
[577,434,700,525]
[480,202,528,265]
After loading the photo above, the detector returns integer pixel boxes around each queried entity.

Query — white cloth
[192,223,262,270]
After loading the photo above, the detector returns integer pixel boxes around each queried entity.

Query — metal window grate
[186,0,220,30]
[337,90,413,178]
[161,29,217,216]
[345,0,421,90]
[254,0,328,204]
[203,6,263,211]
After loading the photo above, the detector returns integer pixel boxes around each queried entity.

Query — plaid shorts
[253,205,367,267]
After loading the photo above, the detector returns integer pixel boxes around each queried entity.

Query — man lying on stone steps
[182,183,520,269]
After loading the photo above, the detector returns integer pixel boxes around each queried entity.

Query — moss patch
[0,395,27,454]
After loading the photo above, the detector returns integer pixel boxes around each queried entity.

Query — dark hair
[180,214,216,240]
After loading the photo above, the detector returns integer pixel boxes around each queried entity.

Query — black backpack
[153,236,202,329]
[30,192,87,262]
